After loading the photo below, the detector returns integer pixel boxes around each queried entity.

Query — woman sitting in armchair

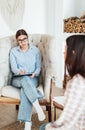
[9,29,45,130]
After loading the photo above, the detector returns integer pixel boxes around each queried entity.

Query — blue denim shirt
[9,44,41,76]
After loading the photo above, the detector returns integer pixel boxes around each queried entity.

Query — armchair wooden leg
[54,106,56,121]
[16,105,19,110]
[46,105,52,122]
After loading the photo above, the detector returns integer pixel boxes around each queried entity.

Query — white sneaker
[24,122,31,130]
[38,110,46,121]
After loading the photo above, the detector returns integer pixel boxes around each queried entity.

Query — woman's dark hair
[16,29,28,39]
[66,35,85,78]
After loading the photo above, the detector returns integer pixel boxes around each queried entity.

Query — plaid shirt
[46,74,85,130]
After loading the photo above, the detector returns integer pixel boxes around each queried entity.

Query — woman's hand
[45,123,55,130]
[30,72,36,78]
[19,70,26,75]
[45,122,61,130]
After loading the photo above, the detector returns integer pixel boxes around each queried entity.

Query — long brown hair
[66,35,85,78]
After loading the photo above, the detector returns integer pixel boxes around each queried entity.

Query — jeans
[12,76,43,122]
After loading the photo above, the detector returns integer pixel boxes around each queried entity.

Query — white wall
[1,0,84,37]
[22,0,46,34]
[63,0,85,18]
[46,0,65,88]
[0,0,46,38]
[75,0,85,17]
[46,0,56,36]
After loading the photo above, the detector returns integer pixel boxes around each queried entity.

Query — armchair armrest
[44,69,55,102]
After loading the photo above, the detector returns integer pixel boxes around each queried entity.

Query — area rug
[0,111,48,130]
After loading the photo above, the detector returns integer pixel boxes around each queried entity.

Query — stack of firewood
[64,15,85,33]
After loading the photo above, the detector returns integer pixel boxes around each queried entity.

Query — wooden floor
[0,104,18,128]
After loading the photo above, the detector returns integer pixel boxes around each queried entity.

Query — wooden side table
[53,101,63,121]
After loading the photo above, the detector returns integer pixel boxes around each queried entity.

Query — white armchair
[0,34,57,122]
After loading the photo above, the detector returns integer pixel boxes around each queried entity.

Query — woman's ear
[72,50,76,55]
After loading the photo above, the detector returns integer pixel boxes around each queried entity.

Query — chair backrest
[0,34,57,101]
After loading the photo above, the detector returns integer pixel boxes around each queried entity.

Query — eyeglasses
[18,38,28,44]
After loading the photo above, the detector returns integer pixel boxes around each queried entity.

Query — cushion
[0,90,1,96]
[1,85,20,99]
[0,76,6,87]
[0,37,12,87]
[52,96,65,106]
[37,84,44,96]
[0,76,6,96]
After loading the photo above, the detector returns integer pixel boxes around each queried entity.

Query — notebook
[13,73,32,77]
